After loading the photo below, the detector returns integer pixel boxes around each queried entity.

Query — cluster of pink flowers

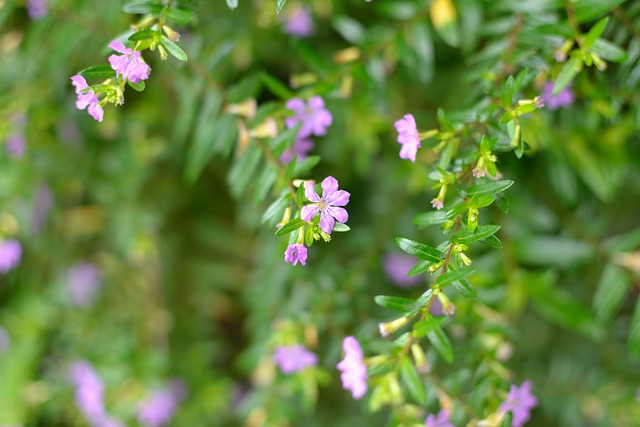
[541,81,574,110]
[281,96,332,163]
[69,361,124,427]
[336,336,368,400]
[500,380,538,426]
[273,344,318,374]
[280,5,314,38]
[394,114,421,162]
[71,75,104,122]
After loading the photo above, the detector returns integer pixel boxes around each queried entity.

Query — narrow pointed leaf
[427,327,454,363]
[275,218,306,236]
[400,356,426,404]
[396,237,444,263]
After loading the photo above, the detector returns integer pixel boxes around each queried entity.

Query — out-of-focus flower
[31,184,53,234]
[0,326,9,353]
[285,96,333,139]
[6,134,25,159]
[281,5,314,38]
[280,138,314,164]
[71,75,104,122]
[383,252,421,287]
[108,41,151,84]
[273,344,318,373]
[425,409,454,427]
[284,244,308,266]
[137,380,187,427]
[301,176,350,234]
[499,380,538,427]
[394,114,421,162]
[27,0,47,20]
[70,361,107,422]
[336,336,367,400]
[0,239,22,273]
[66,262,102,307]
[541,81,574,110]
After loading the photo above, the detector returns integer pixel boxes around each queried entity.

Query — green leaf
[276,0,287,14]
[166,7,194,24]
[395,237,445,263]
[261,191,290,224]
[582,17,608,51]
[482,234,503,249]
[184,90,223,182]
[161,36,187,61]
[591,39,628,63]
[128,29,160,41]
[437,267,475,287]
[228,142,263,196]
[275,218,306,236]
[453,225,501,245]
[253,164,278,203]
[593,264,631,323]
[332,16,365,45]
[332,223,351,232]
[466,180,514,197]
[374,295,420,313]
[259,71,293,99]
[399,356,426,404]
[122,1,164,15]
[427,327,454,363]
[78,64,117,79]
[553,56,582,96]
[293,155,320,176]
[451,278,477,299]
[413,210,448,228]
[407,259,432,277]
[226,0,239,10]
[127,79,145,91]
[574,0,627,23]
[413,316,446,338]
[437,108,454,132]
[628,296,640,357]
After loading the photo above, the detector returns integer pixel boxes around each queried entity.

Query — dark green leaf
[122,1,164,15]
[437,267,475,287]
[583,17,608,51]
[452,278,477,299]
[574,0,627,23]
[253,164,278,203]
[259,72,293,99]
[396,237,445,263]
[482,234,503,249]
[593,264,631,323]
[427,327,454,363]
[437,108,454,132]
[407,259,432,277]
[293,155,320,176]
[413,210,448,228]
[453,225,501,244]
[628,297,640,357]
[228,142,263,196]
[276,0,287,14]
[261,191,291,224]
[413,316,446,338]
[128,29,160,41]
[78,64,117,79]
[275,218,306,236]
[127,79,145,91]
[399,356,426,404]
[466,180,514,197]
[161,36,187,61]
[374,295,420,313]
[166,8,194,24]
[591,39,628,63]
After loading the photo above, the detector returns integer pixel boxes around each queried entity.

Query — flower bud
[249,117,278,139]
[225,98,257,119]
[437,292,456,316]
[162,25,181,42]
[410,343,430,374]
[378,317,410,337]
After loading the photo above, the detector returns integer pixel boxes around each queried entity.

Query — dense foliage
[0,0,639,426]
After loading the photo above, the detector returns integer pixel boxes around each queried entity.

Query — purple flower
[0,239,22,273]
[27,0,47,20]
[284,244,308,266]
[541,81,574,110]
[425,409,454,427]
[71,75,104,122]
[280,137,314,164]
[383,253,421,287]
[336,336,367,400]
[66,262,102,307]
[394,114,421,162]
[70,361,107,422]
[31,183,53,234]
[285,96,333,139]
[0,326,9,353]
[6,134,25,159]
[273,344,318,374]
[281,5,314,38]
[301,176,350,235]
[108,41,151,84]
[137,380,187,427]
[499,380,538,427]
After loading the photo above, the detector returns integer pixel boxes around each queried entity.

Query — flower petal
[319,211,335,234]
[303,181,321,202]
[325,189,350,207]
[70,75,88,93]
[285,98,305,113]
[300,205,318,222]
[108,40,126,53]
[327,206,348,224]
[321,176,339,198]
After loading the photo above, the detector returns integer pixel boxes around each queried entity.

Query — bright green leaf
[78,64,117,79]
[399,356,426,404]
[161,36,187,61]
[553,56,582,96]
[275,218,306,236]
[374,295,421,313]
[276,0,287,14]
[427,327,454,363]
[396,237,445,263]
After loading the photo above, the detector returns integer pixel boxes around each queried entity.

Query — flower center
[317,199,327,210]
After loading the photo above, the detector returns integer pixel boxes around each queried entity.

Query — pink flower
[0,239,22,273]
[137,380,186,427]
[301,176,350,234]
[499,380,538,427]
[285,96,333,138]
[431,199,443,210]
[0,326,9,353]
[383,252,421,287]
[6,134,25,159]
[273,345,318,374]
[394,114,421,162]
[281,5,314,38]
[66,262,102,307]
[336,336,367,400]
[541,81,574,110]
[27,0,47,20]
[71,75,104,122]
[280,137,314,164]
[284,244,308,266]
[425,409,454,427]
[108,41,151,84]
